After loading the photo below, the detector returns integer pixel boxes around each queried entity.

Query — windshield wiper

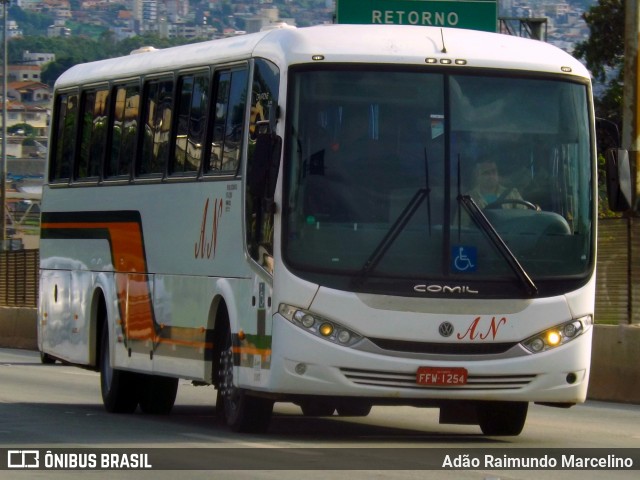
[458,194,538,297]
[352,149,432,287]
[352,188,428,287]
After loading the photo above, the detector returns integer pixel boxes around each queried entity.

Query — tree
[573,0,625,216]
[41,57,78,87]
[573,0,625,132]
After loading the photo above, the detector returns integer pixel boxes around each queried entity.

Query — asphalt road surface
[1,348,638,480]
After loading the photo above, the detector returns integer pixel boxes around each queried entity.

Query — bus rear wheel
[100,327,139,413]
[477,401,528,436]
[40,351,56,364]
[218,332,273,432]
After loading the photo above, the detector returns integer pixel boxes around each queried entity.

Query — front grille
[368,337,518,355]
[340,367,536,391]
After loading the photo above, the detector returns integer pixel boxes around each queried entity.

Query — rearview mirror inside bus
[248,132,282,202]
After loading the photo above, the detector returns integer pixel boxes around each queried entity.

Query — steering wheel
[486,199,540,211]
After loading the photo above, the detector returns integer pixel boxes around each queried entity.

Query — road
[0,347,639,479]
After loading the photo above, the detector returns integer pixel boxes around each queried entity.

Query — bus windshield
[283,67,593,297]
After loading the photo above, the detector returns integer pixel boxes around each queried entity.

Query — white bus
[38,24,596,436]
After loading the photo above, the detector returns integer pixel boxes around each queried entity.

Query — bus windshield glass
[283,67,593,297]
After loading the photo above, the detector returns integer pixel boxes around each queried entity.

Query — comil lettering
[414,284,479,294]
[372,10,459,27]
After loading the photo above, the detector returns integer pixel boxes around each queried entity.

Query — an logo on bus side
[195,197,224,260]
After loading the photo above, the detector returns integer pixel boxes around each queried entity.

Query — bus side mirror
[248,132,282,202]
[605,148,632,212]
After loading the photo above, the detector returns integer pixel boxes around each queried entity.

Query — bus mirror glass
[605,148,632,212]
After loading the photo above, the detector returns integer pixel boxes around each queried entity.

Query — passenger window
[107,85,139,178]
[77,88,109,180]
[51,92,78,182]
[172,72,209,175]
[139,78,174,176]
[206,67,248,175]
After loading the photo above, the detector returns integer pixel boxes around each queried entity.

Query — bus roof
[55,24,589,89]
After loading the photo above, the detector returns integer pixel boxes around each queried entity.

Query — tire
[40,351,56,364]
[336,402,372,417]
[477,401,528,436]
[138,374,179,415]
[100,327,139,413]
[218,325,273,432]
[299,401,336,417]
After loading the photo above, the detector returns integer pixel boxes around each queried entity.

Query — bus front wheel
[138,374,178,415]
[218,331,273,432]
[477,401,528,436]
[100,327,139,413]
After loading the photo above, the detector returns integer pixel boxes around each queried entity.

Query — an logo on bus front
[414,284,479,294]
[457,316,508,341]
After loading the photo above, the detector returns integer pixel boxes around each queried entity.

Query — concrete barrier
[0,307,38,351]
[587,324,640,404]
[1,307,638,404]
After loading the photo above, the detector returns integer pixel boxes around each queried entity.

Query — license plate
[416,367,468,386]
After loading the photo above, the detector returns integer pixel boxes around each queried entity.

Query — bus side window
[171,72,209,175]
[50,92,78,182]
[138,78,174,177]
[207,67,248,175]
[77,88,109,180]
[107,85,139,179]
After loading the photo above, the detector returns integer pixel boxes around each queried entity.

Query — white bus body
[39,24,596,435]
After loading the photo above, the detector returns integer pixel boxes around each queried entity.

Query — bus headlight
[521,315,592,354]
[279,304,363,347]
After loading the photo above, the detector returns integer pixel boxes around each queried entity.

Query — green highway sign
[336,0,498,33]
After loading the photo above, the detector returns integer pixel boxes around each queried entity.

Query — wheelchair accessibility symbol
[452,245,477,273]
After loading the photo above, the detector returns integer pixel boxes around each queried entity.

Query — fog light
[319,323,334,337]
[295,363,307,375]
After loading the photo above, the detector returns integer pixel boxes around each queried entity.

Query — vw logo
[438,322,454,337]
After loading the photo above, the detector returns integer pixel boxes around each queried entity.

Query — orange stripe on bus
[233,346,272,357]
[42,220,155,342]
